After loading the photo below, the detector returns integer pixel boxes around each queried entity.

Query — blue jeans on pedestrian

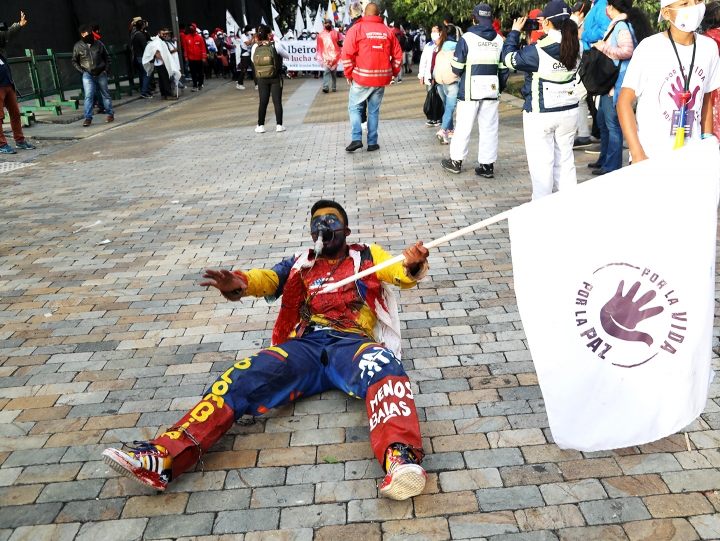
[135,57,150,95]
[596,93,623,172]
[82,73,114,120]
[437,82,458,132]
[348,83,385,146]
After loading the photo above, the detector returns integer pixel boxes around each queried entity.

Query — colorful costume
[104,243,427,499]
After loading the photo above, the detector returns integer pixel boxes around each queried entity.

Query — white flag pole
[321,210,514,293]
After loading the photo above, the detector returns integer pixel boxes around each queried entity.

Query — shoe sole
[442,165,461,174]
[380,464,427,500]
[101,449,167,491]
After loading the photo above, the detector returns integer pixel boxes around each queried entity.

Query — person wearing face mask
[502,1,581,200]
[418,25,443,127]
[102,199,431,502]
[441,4,509,176]
[184,24,207,91]
[618,0,720,162]
[72,24,114,127]
[317,20,344,92]
[586,0,651,175]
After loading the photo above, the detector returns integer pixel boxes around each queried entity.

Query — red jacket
[342,15,402,87]
[184,30,207,61]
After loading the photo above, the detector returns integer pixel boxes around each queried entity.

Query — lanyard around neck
[668,30,696,93]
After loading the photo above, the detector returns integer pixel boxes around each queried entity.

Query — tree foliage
[389,0,662,31]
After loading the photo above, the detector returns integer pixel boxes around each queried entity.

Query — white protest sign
[280,40,343,72]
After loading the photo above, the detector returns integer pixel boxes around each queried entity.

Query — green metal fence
[7,44,144,122]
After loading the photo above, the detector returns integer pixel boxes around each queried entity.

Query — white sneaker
[255,85,259,90]
[255,125,265,133]
[361,122,368,132]
[236,84,245,90]
[276,125,286,132]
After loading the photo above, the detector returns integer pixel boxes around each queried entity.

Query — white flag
[272,5,280,19]
[295,6,306,34]
[226,10,240,35]
[306,7,313,32]
[261,16,267,25]
[509,139,720,452]
[327,0,333,20]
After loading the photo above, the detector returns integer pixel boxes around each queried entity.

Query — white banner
[508,139,720,452]
[280,40,344,71]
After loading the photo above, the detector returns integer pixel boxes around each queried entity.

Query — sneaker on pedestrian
[584,145,601,155]
[379,444,426,500]
[255,125,266,133]
[191,87,198,92]
[255,85,259,90]
[102,443,173,491]
[236,84,245,90]
[140,93,153,98]
[390,79,395,84]
[105,115,115,123]
[0,144,17,154]
[361,122,368,132]
[331,88,337,92]
[437,129,450,145]
[367,144,380,151]
[397,79,403,84]
[573,137,593,149]
[345,140,363,152]
[322,87,329,93]
[475,163,494,178]
[16,141,36,150]
[83,119,92,127]
[441,158,462,174]
[276,125,286,132]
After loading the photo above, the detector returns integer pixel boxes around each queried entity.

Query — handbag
[423,83,445,120]
[578,20,625,95]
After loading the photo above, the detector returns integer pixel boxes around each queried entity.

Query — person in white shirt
[618,0,720,162]
[236,25,254,89]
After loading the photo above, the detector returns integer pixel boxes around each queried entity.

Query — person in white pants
[440,3,508,178]
[502,0,581,199]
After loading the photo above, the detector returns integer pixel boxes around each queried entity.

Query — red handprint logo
[600,281,664,346]
[668,77,700,109]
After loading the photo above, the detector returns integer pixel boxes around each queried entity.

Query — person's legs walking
[82,73,96,121]
[476,100,499,177]
[348,82,372,144]
[1,87,27,144]
[448,100,479,163]
[441,83,458,133]
[330,68,337,91]
[96,74,115,118]
[600,94,623,172]
[157,65,172,97]
[323,65,331,91]
[189,60,201,88]
[595,95,608,168]
[365,86,385,147]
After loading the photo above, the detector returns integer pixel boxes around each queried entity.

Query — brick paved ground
[0,73,719,541]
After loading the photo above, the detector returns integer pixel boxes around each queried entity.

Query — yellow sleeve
[369,244,427,289]
[241,269,281,298]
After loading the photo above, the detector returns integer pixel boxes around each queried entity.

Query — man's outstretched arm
[371,241,429,288]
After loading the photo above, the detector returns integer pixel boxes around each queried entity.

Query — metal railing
[7,44,145,121]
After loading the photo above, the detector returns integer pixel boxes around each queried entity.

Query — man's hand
[512,17,527,33]
[346,77,352,85]
[200,269,248,294]
[402,241,429,276]
[20,11,27,26]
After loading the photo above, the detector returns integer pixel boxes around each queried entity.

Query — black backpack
[578,21,626,95]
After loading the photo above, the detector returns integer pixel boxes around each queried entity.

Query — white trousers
[449,99,499,165]
[523,109,578,200]
[575,77,591,138]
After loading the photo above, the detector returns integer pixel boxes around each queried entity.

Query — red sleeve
[342,27,357,79]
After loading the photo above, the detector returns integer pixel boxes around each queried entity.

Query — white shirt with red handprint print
[622,32,720,158]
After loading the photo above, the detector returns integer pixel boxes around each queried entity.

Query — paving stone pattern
[1,73,719,541]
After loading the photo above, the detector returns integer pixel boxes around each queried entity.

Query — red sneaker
[102,442,172,491]
[379,444,426,500]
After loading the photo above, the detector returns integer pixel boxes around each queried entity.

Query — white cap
[658,0,677,22]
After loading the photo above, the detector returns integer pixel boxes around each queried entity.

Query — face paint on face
[310,210,347,257]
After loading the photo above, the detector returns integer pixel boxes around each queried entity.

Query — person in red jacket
[184,24,207,91]
[342,3,403,152]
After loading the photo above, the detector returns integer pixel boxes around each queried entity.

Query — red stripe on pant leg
[152,399,235,479]
[366,375,423,468]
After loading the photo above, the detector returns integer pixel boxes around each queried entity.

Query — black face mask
[325,25,332,30]
[82,34,95,45]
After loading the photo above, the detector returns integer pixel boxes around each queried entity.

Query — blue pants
[596,93,623,172]
[135,57,150,95]
[82,73,114,120]
[155,330,422,478]
[348,83,385,146]
[437,82,459,132]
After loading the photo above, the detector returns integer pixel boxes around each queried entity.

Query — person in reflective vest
[441,3,509,178]
[502,0,581,200]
